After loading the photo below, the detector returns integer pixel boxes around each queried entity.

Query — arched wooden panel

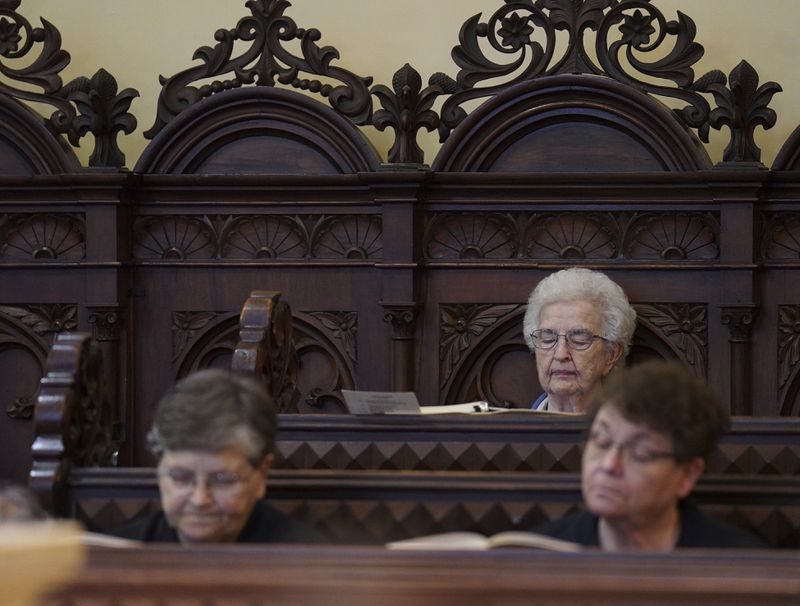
[432,75,712,173]
[773,124,800,170]
[438,304,692,408]
[135,88,381,175]
[0,97,79,175]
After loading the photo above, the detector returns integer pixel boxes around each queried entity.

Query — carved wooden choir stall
[1,0,800,567]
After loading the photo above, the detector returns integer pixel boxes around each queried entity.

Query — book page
[82,532,142,548]
[487,531,582,552]
[386,531,490,550]
[386,531,581,552]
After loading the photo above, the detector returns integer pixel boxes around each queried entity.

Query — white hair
[522,267,637,359]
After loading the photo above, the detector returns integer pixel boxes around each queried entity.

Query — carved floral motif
[778,306,800,391]
[429,0,778,161]
[0,4,137,166]
[0,304,77,335]
[308,311,357,365]
[145,0,373,139]
[439,303,521,390]
[171,311,221,363]
[634,303,707,376]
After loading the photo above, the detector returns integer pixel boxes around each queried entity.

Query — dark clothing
[112,499,326,544]
[535,499,766,548]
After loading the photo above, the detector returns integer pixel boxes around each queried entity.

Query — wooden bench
[29,290,297,514]
[29,306,800,548]
[63,466,800,548]
[41,544,800,606]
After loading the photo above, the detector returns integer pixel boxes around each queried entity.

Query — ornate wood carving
[30,332,112,514]
[760,212,800,262]
[134,214,383,261]
[721,304,757,415]
[0,213,85,261]
[721,305,756,344]
[0,2,137,167]
[308,311,357,366]
[311,215,382,259]
[430,1,780,162]
[707,60,781,164]
[778,305,800,416]
[423,211,719,261]
[171,311,233,369]
[86,307,121,342]
[424,213,518,260]
[0,304,72,420]
[372,63,441,164]
[293,312,357,413]
[633,303,708,378]
[144,0,373,140]
[0,303,77,336]
[133,216,217,260]
[220,215,307,259]
[439,303,520,392]
[624,212,719,260]
[232,291,300,414]
[524,212,618,260]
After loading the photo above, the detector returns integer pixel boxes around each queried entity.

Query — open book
[386,531,581,552]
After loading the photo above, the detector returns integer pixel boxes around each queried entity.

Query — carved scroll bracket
[721,304,757,415]
[382,303,418,341]
[0,2,138,166]
[382,302,419,392]
[87,306,122,342]
[721,304,757,344]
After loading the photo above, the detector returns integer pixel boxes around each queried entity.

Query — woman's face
[581,405,701,528]
[534,300,622,412]
[157,447,271,544]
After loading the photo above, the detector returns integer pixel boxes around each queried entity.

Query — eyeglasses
[529,329,608,351]
[585,429,676,465]
[159,466,255,496]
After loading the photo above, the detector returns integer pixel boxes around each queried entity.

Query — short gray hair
[522,267,636,358]
[147,369,278,464]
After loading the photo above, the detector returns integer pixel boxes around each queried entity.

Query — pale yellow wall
[16,0,800,168]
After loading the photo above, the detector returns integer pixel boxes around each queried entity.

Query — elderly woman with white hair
[523,267,636,413]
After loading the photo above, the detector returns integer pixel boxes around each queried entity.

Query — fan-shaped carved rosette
[523,213,618,260]
[0,213,85,261]
[311,215,382,260]
[133,216,217,260]
[625,213,719,261]
[220,215,308,259]
[761,212,800,261]
[424,213,517,260]
[634,303,707,378]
